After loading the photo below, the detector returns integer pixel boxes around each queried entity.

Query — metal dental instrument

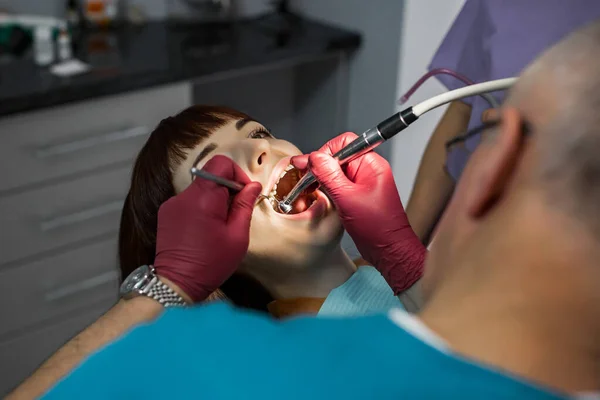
[278,77,518,214]
[190,167,269,204]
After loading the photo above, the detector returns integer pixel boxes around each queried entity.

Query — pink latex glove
[292,132,426,294]
[154,155,262,303]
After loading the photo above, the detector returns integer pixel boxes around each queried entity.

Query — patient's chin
[246,204,344,270]
[246,230,343,272]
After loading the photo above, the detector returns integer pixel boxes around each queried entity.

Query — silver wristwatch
[120,265,186,307]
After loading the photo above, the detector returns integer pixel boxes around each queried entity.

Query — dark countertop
[0,14,361,118]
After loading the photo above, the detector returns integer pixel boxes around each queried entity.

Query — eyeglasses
[444,120,531,180]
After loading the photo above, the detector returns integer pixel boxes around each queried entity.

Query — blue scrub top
[44,303,569,399]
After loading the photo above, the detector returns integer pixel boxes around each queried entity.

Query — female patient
[119,105,403,318]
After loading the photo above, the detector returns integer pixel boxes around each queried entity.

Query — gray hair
[507,20,600,233]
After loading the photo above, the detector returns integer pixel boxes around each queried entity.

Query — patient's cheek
[173,176,193,195]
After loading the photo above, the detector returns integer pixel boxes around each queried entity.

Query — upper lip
[264,156,292,196]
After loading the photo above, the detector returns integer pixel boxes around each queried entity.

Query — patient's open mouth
[268,165,318,214]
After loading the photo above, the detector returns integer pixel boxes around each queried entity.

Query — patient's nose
[245,140,270,174]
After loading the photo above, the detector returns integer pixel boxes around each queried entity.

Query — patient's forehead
[171,120,268,193]
[170,121,239,194]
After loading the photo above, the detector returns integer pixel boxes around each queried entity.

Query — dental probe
[278,77,518,214]
[190,167,269,204]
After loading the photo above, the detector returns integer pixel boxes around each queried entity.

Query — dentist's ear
[466,107,525,218]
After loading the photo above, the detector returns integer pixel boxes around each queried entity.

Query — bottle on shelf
[34,26,55,66]
[57,29,73,61]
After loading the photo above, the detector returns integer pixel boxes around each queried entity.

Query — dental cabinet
[0,83,191,393]
[0,17,360,395]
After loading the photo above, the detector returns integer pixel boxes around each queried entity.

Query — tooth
[285,164,294,171]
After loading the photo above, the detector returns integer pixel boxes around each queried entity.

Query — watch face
[120,265,151,296]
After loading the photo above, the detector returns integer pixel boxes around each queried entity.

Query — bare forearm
[8,297,163,399]
[407,101,471,245]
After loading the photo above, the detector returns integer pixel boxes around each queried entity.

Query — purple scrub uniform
[430,0,600,180]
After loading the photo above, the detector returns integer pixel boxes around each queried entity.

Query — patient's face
[173,119,344,271]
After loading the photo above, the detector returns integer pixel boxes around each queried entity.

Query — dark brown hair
[119,105,273,310]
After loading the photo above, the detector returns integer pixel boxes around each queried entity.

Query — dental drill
[277,77,518,214]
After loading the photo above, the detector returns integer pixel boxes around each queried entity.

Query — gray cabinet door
[0,166,130,266]
[0,238,119,338]
[0,82,191,194]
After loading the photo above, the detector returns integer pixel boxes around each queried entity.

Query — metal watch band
[147,278,186,308]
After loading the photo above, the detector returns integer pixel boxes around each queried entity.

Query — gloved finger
[290,154,309,170]
[203,155,252,185]
[228,181,262,232]
[318,132,359,156]
[344,151,391,183]
[190,155,252,220]
[308,152,353,198]
[292,133,359,170]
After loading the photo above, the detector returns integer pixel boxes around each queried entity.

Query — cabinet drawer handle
[35,126,150,158]
[40,200,123,232]
[45,270,119,301]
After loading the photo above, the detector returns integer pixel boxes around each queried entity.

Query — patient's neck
[253,246,357,299]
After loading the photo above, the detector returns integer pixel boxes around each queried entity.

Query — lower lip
[275,190,329,220]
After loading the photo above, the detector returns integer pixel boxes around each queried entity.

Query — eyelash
[248,128,274,139]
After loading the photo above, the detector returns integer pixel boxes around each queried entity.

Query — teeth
[264,164,295,211]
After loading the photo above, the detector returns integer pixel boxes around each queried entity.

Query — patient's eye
[248,128,274,139]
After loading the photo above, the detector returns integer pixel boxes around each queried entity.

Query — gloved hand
[292,132,426,294]
[154,155,262,303]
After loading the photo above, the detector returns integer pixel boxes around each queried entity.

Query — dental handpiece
[277,109,417,214]
[278,77,518,214]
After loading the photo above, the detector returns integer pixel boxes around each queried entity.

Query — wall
[0,0,61,16]
[292,0,404,160]
[391,0,465,201]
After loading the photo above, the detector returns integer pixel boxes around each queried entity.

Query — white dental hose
[278,77,519,214]
[398,68,500,108]
[412,77,516,117]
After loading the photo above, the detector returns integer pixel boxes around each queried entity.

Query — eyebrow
[192,142,218,167]
[236,117,256,131]
[191,118,261,170]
